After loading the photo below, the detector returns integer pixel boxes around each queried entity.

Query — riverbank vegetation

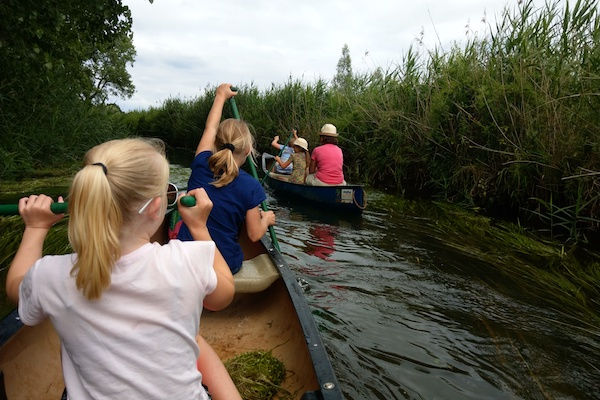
[373,192,600,326]
[119,0,599,247]
[0,1,135,178]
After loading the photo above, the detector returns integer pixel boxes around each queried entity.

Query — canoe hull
[262,153,366,213]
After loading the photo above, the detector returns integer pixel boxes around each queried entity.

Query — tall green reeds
[121,0,599,245]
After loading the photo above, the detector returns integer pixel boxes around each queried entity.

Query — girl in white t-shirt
[6,138,240,400]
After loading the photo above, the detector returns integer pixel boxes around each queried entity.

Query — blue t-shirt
[274,146,293,174]
[177,151,266,274]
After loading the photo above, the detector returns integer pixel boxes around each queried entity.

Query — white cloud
[112,0,544,111]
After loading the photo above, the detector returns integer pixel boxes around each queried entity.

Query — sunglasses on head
[138,182,179,214]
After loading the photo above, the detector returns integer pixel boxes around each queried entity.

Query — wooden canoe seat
[234,254,280,293]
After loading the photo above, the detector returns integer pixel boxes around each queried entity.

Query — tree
[0,0,138,177]
[333,44,353,90]
[0,0,135,105]
[83,34,136,104]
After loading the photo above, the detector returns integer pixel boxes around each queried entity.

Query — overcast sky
[112,0,542,111]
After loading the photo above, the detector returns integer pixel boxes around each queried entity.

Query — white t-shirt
[19,240,217,400]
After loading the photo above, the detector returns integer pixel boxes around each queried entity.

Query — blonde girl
[6,138,238,400]
[177,83,276,274]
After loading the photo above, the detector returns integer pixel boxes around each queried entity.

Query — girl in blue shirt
[178,83,276,274]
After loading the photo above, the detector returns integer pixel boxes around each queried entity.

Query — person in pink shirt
[305,123,347,186]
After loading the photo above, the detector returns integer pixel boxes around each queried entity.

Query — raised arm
[178,188,234,310]
[271,136,282,151]
[6,195,64,303]
[195,84,237,156]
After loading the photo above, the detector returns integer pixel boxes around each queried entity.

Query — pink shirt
[311,143,344,184]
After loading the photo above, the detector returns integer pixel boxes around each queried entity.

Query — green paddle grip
[0,197,196,216]
[179,195,196,207]
[0,202,68,216]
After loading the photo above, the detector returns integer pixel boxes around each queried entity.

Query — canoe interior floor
[202,278,320,399]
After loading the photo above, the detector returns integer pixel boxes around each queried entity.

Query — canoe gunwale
[261,236,343,399]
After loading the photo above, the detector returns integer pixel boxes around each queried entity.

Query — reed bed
[110,0,600,321]
[120,0,600,246]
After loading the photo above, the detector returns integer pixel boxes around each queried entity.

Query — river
[262,189,600,400]
[1,165,599,399]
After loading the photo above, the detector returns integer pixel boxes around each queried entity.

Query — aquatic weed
[224,350,291,400]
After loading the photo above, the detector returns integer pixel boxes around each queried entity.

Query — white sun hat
[319,123,338,137]
[293,137,309,151]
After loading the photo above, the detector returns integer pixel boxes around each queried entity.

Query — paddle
[260,128,295,184]
[180,87,281,251]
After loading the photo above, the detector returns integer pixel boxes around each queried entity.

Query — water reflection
[305,224,337,261]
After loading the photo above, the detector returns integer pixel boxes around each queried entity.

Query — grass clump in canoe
[225,350,292,400]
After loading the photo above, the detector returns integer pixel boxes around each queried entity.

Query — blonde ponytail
[68,166,121,299]
[209,119,254,188]
[68,138,169,300]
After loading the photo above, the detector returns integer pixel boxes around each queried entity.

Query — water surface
[266,191,600,400]
[1,166,598,399]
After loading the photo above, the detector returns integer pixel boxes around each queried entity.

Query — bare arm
[271,136,282,151]
[6,195,64,303]
[274,155,293,169]
[245,207,276,242]
[196,336,242,400]
[195,84,237,156]
[178,189,234,311]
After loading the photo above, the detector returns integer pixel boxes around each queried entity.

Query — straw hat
[293,137,309,152]
[319,123,338,137]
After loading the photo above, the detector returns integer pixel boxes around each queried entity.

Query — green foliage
[333,43,353,91]
[83,33,137,105]
[0,0,135,104]
[123,0,599,245]
[0,0,137,178]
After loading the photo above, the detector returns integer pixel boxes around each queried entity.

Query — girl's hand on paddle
[215,83,237,101]
[18,195,64,230]
[260,210,276,226]
[178,188,213,231]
